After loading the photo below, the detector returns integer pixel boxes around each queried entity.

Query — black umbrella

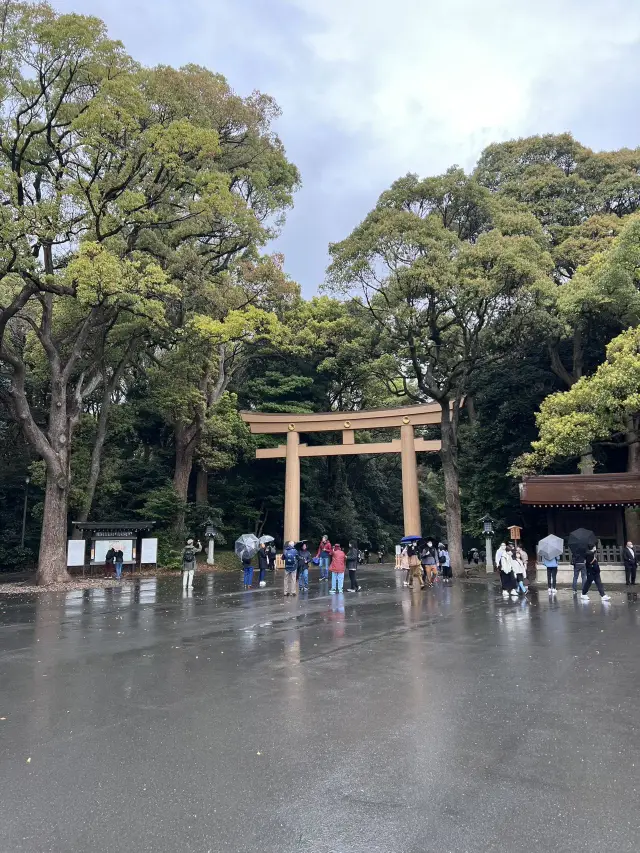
[568,528,597,554]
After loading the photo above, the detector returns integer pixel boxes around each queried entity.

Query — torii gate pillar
[400,423,421,537]
[284,430,300,544]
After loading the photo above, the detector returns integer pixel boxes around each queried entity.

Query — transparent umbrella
[259,535,275,545]
[235,534,260,560]
[537,534,564,561]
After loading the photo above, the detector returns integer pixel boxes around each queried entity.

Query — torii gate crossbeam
[241,403,447,543]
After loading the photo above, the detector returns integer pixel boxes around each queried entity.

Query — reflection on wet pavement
[1,569,639,853]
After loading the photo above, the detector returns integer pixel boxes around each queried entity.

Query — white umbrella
[259,535,275,545]
[537,534,564,561]
[235,534,260,560]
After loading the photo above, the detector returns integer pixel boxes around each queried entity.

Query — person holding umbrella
[235,534,260,591]
[568,528,596,594]
[581,546,611,602]
[537,534,563,596]
[258,541,270,588]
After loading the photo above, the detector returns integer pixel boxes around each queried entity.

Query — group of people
[541,545,613,602]
[495,543,529,599]
[399,539,451,590]
[242,540,277,589]
[282,537,363,596]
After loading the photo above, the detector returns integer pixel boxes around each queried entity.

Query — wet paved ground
[1,567,639,853]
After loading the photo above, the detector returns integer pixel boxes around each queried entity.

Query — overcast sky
[53,0,640,293]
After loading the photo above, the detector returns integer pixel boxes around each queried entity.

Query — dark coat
[258,549,269,571]
[346,546,359,570]
[624,546,638,571]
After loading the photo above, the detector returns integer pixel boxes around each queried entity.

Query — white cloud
[281,0,640,183]
[49,0,640,289]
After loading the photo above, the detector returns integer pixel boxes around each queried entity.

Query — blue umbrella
[400,535,422,544]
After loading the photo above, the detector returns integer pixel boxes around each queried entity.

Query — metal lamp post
[205,520,217,565]
[481,514,494,573]
[20,476,30,549]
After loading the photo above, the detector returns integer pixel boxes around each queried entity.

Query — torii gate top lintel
[240,401,445,434]
[240,404,448,543]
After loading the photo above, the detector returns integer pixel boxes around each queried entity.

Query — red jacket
[330,548,345,573]
[316,539,333,558]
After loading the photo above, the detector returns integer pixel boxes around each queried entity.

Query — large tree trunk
[626,415,640,543]
[195,466,208,505]
[37,472,71,585]
[172,424,197,532]
[440,401,464,576]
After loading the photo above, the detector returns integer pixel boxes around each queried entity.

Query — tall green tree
[0,4,298,581]
[328,169,552,573]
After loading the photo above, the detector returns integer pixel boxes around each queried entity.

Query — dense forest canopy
[2,3,640,582]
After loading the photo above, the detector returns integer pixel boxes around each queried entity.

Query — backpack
[439,550,447,565]
[284,548,298,572]
[183,546,196,568]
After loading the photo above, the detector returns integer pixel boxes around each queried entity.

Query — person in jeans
[581,547,611,602]
[114,547,124,579]
[241,553,254,590]
[571,552,587,594]
[329,543,346,593]
[543,555,558,596]
[257,542,269,588]
[283,541,299,596]
[316,535,333,581]
[347,541,361,592]
[624,541,637,586]
[182,538,202,591]
[298,543,311,592]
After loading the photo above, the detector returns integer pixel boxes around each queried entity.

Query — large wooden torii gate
[240,403,443,543]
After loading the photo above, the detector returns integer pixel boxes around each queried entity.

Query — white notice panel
[67,539,86,567]
[140,538,158,565]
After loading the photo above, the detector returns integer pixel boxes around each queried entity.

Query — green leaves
[513,325,640,475]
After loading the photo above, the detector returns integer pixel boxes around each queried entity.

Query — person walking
[400,545,410,587]
[420,540,438,586]
[581,547,611,602]
[408,541,425,590]
[363,547,370,564]
[571,550,587,594]
[283,541,299,596]
[542,554,558,596]
[182,538,202,591]
[258,542,269,588]
[347,541,361,591]
[298,543,311,592]
[268,544,277,571]
[316,535,333,581]
[377,549,384,564]
[439,543,452,582]
[495,542,507,572]
[624,541,637,586]
[329,543,346,593]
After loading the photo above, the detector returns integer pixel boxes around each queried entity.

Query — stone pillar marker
[400,423,421,537]
[284,429,300,544]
